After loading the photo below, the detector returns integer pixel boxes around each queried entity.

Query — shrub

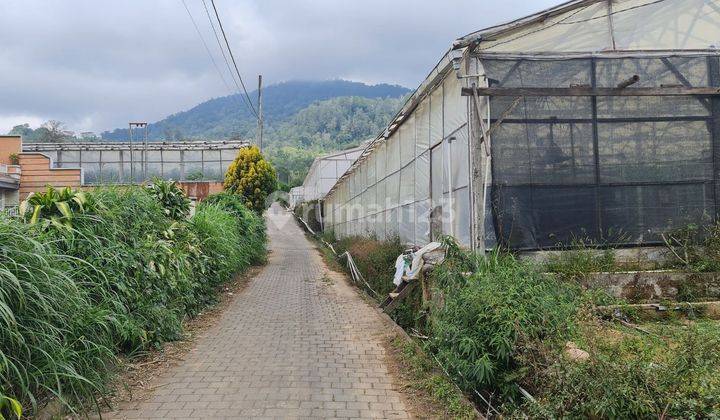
[427,244,720,418]
[524,320,720,418]
[331,235,425,328]
[145,178,190,220]
[427,248,582,400]
[224,146,277,213]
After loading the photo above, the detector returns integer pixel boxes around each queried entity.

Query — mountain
[101,80,410,141]
[101,80,411,187]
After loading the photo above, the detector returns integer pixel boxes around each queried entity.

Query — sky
[0,0,558,134]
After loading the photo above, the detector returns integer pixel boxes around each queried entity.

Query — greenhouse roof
[455,0,720,55]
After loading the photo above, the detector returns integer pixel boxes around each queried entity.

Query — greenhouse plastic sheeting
[477,0,720,53]
[485,55,720,250]
[324,75,471,248]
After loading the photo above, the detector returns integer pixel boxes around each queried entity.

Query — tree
[37,120,69,143]
[224,146,277,213]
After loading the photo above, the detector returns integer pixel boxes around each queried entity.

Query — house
[322,0,720,252]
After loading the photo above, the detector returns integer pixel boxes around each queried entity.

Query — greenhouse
[300,145,365,203]
[22,140,248,184]
[322,0,720,251]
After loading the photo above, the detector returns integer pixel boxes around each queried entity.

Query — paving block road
[104,203,411,419]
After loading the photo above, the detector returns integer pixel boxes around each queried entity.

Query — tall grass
[0,188,266,417]
[0,218,117,415]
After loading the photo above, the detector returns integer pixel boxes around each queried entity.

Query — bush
[0,186,266,416]
[0,217,118,417]
[426,245,720,418]
[330,235,425,328]
[224,146,277,213]
[145,178,190,220]
[427,249,582,401]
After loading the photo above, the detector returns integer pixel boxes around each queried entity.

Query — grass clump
[0,187,266,417]
[663,222,720,272]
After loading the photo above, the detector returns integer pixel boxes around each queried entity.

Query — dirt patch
[92,265,265,414]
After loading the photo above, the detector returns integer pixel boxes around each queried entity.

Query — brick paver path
[105,203,411,419]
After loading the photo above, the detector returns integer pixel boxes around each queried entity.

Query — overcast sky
[0,0,557,134]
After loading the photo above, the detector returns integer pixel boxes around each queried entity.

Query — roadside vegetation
[0,184,266,418]
[313,226,720,418]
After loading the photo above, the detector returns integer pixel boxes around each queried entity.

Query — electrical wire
[209,0,259,118]
[179,0,235,98]
[201,0,256,114]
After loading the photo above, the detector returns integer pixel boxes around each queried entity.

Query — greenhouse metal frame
[323,0,720,252]
[22,140,249,185]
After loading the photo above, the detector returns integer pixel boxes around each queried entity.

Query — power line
[200,0,256,115]
[180,0,233,96]
[209,0,259,118]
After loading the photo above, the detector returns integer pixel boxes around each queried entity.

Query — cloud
[0,0,558,133]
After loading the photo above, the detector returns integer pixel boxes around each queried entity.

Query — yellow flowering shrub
[223,146,277,213]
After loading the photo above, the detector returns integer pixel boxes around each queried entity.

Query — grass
[390,337,479,419]
[0,187,266,418]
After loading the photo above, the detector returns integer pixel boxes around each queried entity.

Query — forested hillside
[100,80,408,142]
[102,80,409,187]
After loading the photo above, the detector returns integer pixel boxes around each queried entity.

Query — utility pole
[257,74,264,152]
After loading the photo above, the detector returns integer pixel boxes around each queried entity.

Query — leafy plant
[662,222,720,272]
[224,146,277,213]
[145,178,191,220]
[18,186,99,230]
[8,153,19,165]
[0,395,22,420]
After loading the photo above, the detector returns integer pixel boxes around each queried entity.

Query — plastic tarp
[415,99,430,155]
[400,115,416,168]
[443,74,466,136]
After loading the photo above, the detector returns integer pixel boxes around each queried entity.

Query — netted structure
[22,140,249,184]
[323,0,720,251]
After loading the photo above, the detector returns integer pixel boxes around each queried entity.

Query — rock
[564,341,590,363]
